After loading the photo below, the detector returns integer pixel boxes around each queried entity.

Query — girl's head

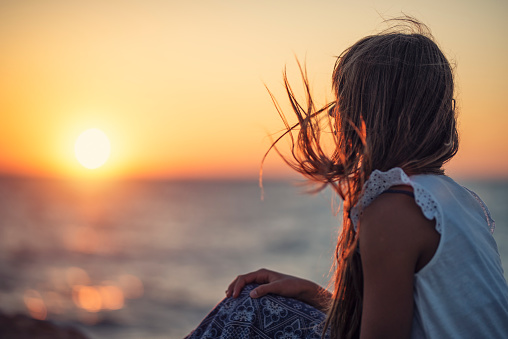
[271,19,458,201]
[330,25,458,179]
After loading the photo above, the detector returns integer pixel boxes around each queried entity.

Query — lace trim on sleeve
[350,167,442,233]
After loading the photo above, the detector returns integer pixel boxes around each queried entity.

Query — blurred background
[0,0,507,338]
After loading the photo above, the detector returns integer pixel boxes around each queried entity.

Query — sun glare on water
[74,128,111,169]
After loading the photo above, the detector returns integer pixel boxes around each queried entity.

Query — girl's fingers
[226,269,274,298]
[225,274,248,298]
[226,279,236,297]
[226,275,243,297]
[232,272,256,297]
[232,278,244,298]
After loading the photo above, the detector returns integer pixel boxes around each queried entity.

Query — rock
[0,312,88,339]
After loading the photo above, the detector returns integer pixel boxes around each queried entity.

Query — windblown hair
[264,18,458,339]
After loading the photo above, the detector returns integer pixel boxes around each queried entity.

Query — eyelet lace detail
[350,167,442,233]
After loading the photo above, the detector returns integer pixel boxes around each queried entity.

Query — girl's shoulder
[359,183,440,273]
[351,167,449,233]
[360,182,437,245]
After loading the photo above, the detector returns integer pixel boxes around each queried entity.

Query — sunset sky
[1,0,507,180]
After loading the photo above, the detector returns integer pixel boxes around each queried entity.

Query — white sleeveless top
[350,168,508,338]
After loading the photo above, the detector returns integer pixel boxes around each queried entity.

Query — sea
[0,177,507,338]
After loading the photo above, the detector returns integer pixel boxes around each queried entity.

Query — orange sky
[1,0,507,180]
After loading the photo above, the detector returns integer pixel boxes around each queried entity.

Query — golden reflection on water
[98,285,124,310]
[6,179,150,325]
[73,285,102,312]
[23,266,143,323]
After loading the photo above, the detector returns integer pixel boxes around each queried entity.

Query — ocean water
[0,177,506,338]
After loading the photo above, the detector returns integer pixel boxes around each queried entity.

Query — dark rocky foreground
[0,312,88,339]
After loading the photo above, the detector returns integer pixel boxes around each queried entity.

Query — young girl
[185,18,508,338]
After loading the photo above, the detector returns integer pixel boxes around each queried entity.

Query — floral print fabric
[185,284,328,339]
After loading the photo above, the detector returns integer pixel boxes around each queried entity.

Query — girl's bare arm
[359,187,439,339]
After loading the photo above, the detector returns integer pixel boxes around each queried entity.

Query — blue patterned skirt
[185,284,329,339]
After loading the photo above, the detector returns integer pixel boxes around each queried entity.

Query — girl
[186,18,508,338]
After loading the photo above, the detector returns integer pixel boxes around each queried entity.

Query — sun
[74,128,111,169]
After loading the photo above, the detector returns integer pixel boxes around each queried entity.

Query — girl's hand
[226,268,331,311]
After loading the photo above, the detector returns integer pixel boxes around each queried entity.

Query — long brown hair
[263,18,458,338]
